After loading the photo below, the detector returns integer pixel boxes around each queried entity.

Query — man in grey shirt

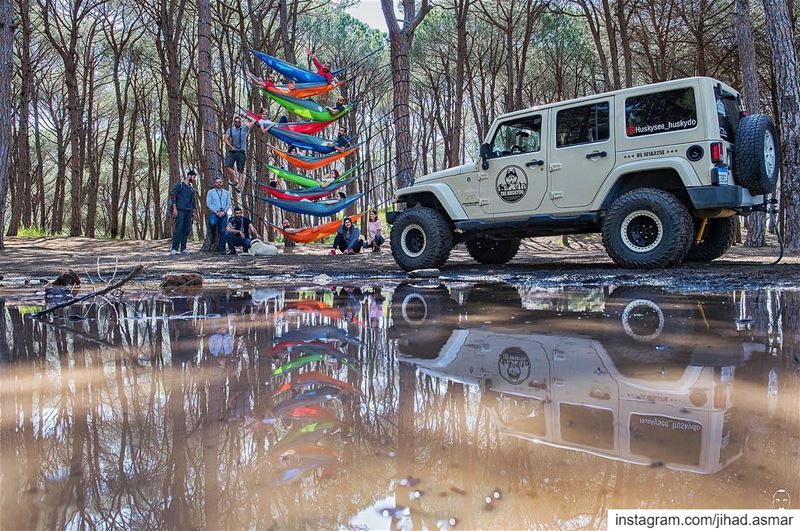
[223,115,255,191]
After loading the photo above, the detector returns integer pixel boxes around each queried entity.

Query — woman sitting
[329,217,363,255]
[364,209,384,252]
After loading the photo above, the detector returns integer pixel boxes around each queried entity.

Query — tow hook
[695,218,708,244]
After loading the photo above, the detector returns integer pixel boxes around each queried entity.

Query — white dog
[248,239,279,256]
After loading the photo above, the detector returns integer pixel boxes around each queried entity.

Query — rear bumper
[686,185,763,210]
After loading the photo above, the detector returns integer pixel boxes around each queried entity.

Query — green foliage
[17,226,48,237]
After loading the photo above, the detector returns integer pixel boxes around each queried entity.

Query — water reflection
[0,282,798,529]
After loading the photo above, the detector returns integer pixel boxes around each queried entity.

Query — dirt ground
[1,234,800,292]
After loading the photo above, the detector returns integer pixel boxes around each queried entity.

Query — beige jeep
[387,77,779,270]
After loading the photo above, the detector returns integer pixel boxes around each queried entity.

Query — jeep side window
[489,115,542,158]
[625,87,697,137]
[556,102,610,148]
[715,85,742,142]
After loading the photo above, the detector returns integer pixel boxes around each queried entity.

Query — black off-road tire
[734,114,780,196]
[685,216,737,262]
[389,283,458,359]
[602,188,693,269]
[466,237,521,265]
[390,207,454,272]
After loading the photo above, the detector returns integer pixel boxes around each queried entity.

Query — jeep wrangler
[387,77,780,270]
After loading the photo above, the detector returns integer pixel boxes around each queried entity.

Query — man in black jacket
[170,169,197,255]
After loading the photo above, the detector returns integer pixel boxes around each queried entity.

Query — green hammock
[266,164,358,189]
[263,90,353,122]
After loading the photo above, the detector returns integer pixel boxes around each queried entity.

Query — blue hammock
[263,123,338,155]
[251,50,345,84]
[261,193,363,217]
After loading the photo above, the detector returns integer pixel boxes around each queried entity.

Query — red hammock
[243,109,334,134]
[271,213,365,244]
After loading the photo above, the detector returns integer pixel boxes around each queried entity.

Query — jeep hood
[413,163,476,184]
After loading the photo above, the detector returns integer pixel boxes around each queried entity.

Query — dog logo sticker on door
[496,166,528,203]
[498,347,531,384]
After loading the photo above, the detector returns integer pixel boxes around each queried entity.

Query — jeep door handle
[586,150,607,160]
[525,159,545,167]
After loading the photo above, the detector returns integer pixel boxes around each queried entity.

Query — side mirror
[479,143,490,170]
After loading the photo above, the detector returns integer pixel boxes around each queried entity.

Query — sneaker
[181,249,190,255]
[328,249,336,256]
[227,249,237,255]
[344,249,354,255]
[170,249,178,255]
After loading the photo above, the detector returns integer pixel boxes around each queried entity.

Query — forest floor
[2,235,800,292]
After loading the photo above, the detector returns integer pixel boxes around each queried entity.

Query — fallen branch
[30,265,145,319]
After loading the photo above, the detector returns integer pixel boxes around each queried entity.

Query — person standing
[206,177,232,254]
[170,169,197,255]
[225,207,261,254]
[223,115,254,191]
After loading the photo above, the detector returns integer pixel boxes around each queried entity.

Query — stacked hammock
[260,193,363,217]
[251,50,346,84]
[260,176,356,201]
[244,109,333,135]
[264,90,352,122]
[262,123,340,155]
[271,145,360,171]
[270,213,365,244]
[260,80,343,99]
[266,164,358,189]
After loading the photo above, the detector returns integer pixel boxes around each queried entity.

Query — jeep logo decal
[496,166,528,203]
[498,347,531,384]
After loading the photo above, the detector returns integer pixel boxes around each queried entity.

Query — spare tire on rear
[733,113,780,196]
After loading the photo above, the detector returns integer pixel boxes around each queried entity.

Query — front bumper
[386,210,400,224]
[687,185,763,210]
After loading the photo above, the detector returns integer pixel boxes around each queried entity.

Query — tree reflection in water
[0,283,797,529]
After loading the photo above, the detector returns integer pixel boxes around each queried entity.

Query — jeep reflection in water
[387,77,780,271]
[390,283,760,473]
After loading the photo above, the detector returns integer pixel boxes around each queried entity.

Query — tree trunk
[198,0,222,252]
[763,0,800,248]
[0,0,11,248]
[381,0,432,189]
[738,0,767,247]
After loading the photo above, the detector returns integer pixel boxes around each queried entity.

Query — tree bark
[763,0,800,248]
[381,0,433,189]
[737,0,767,247]
[197,0,222,252]
[0,0,11,249]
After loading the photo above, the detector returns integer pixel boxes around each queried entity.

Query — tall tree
[737,0,766,247]
[763,0,800,248]
[381,0,433,188]
[0,0,11,249]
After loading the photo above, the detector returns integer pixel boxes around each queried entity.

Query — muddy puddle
[1,282,798,529]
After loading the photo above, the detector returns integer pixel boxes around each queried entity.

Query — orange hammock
[271,213,365,244]
[264,81,344,99]
[270,145,360,171]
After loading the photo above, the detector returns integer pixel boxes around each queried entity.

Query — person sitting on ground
[365,209,384,252]
[306,49,338,83]
[206,177,232,254]
[325,96,347,115]
[333,127,351,153]
[329,217,363,255]
[225,207,261,255]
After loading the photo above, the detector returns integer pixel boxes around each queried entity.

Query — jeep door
[479,110,550,216]
[547,99,616,209]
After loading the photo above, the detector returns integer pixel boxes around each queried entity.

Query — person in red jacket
[306,49,337,83]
